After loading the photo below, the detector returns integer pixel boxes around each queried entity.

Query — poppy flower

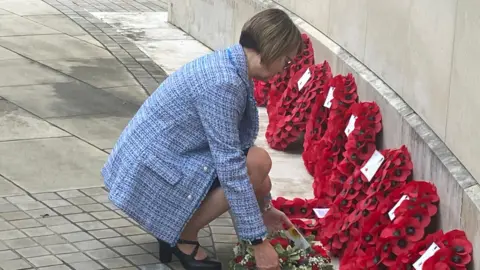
[345,143,377,166]
[397,229,474,269]
[311,243,329,259]
[443,231,472,252]
[269,237,289,249]
[349,127,376,142]
[253,79,270,106]
[383,215,425,246]
[422,248,455,270]
[279,198,308,218]
[357,211,389,248]
[272,196,288,210]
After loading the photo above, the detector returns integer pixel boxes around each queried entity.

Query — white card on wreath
[388,195,409,220]
[297,68,311,91]
[324,87,335,108]
[413,243,440,269]
[344,115,358,136]
[313,208,330,218]
[285,226,310,250]
[360,150,384,182]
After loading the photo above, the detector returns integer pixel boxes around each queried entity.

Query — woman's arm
[195,79,267,242]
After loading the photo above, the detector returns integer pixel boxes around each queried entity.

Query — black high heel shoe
[158,239,222,270]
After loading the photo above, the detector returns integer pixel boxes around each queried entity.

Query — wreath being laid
[229,231,333,270]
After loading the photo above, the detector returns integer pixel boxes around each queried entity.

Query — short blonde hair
[240,8,302,66]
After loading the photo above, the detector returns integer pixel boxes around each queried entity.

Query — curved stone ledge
[168,0,480,267]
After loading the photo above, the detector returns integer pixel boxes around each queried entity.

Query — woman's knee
[247,146,272,177]
[246,146,272,192]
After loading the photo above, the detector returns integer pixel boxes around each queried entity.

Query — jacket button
[203,166,208,172]
[187,195,192,200]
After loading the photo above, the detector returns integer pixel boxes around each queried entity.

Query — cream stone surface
[327,0,367,61]
[401,0,457,139]
[364,0,412,95]
[447,0,480,185]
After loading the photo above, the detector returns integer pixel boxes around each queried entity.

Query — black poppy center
[414,214,423,222]
[451,255,462,264]
[454,245,465,253]
[406,226,415,235]
[364,234,372,242]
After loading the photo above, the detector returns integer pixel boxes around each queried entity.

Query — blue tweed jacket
[102,44,268,245]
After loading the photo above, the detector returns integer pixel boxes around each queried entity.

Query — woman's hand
[253,241,280,270]
[263,206,293,233]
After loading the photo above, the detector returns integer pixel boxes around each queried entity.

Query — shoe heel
[158,239,173,263]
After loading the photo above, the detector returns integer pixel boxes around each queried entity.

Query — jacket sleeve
[195,79,267,241]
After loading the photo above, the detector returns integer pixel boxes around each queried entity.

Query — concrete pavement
[0,0,315,269]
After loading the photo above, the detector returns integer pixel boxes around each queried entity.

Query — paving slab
[0,137,107,193]
[74,35,105,48]
[92,11,206,75]
[91,11,192,41]
[0,81,138,118]
[0,8,10,15]
[136,40,212,75]
[102,85,149,106]
[47,113,133,149]
[0,15,59,36]
[0,58,73,87]
[0,34,113,61]
[0,0,61,16]
[91,12,169,29]
[23,14,89,36]
[48,0,165,12]
[0,100,69,142]
[125,28,194,41]
[39,58,140,88]
[0,187,227,269]
[0,176,25,197]
[0,45,21,60]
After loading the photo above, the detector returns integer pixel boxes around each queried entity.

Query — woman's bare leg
[178,146,272,259]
